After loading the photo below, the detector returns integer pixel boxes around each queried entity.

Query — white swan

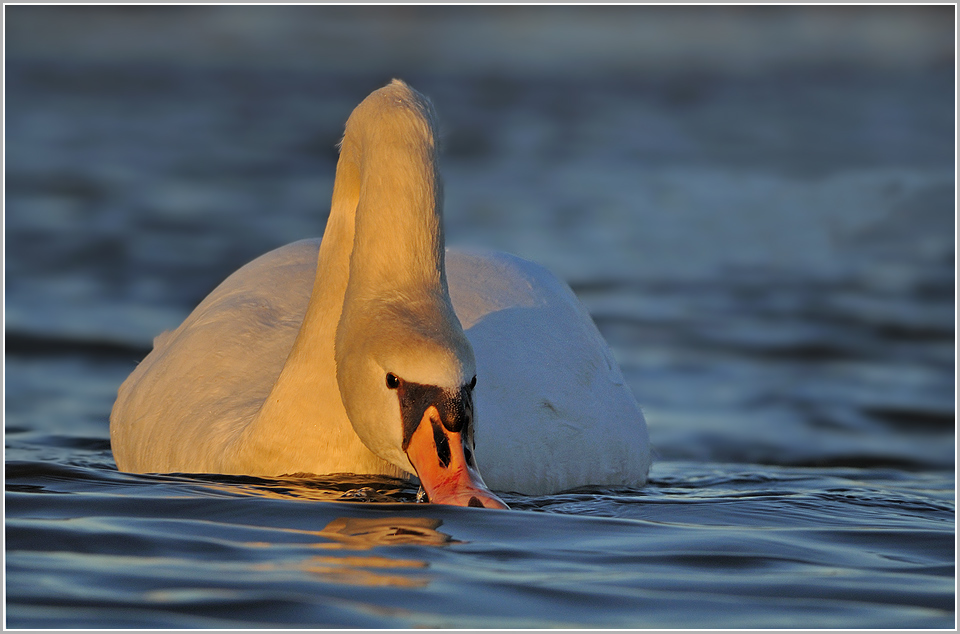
[110,80,650,507]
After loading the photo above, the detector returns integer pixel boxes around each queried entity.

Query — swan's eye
[385,373,400,389]
[469,375,477,389]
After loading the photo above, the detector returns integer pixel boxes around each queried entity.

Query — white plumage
[110,80,650,498]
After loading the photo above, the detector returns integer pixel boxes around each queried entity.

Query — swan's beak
[399,384,508,510]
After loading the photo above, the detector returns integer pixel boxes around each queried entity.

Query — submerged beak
[399,382,508,510]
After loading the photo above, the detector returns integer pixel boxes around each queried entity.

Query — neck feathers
[339,80,446,296]
[236,81,452,477]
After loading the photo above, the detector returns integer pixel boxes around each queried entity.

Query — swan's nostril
[432,419,451,468]
[468,496,484,508]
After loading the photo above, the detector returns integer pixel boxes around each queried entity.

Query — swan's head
[335,293,508,509]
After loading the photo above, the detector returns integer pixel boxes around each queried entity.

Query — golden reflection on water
[199,475,415,503]
[251,516,456,588]
[311,516,458,550]
[295,554,428,588]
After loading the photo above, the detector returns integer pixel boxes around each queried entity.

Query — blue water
[5,6,956,629]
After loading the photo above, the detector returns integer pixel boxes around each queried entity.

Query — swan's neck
[230,81,447,477]
[346,89,446,297]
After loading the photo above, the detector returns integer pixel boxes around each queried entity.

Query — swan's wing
[446,247,651,495]
[110,239,322,473]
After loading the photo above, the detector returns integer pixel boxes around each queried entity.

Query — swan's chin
[404,405,508,510]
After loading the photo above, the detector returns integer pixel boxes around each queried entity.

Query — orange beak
[405,405,508,509]
[396,380,507,510]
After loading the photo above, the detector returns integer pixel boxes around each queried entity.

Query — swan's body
[110,80,650,501]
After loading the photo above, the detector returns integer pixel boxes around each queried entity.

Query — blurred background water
[4,5,956,629]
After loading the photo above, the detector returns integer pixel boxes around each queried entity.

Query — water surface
[4,8,956,629]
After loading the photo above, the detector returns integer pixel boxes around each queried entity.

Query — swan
[110,80,650,508]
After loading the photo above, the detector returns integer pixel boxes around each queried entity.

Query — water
[5,7,956,629]
[5,461,954,629]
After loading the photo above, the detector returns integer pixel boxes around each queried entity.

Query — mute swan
[110,80,650,507]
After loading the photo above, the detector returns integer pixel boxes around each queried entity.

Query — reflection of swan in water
[297,554,429,588]
[252,516,453,588]
[195,473,417,503]
[313,516,456,549]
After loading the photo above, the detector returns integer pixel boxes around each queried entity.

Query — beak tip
[459,490,509,510]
